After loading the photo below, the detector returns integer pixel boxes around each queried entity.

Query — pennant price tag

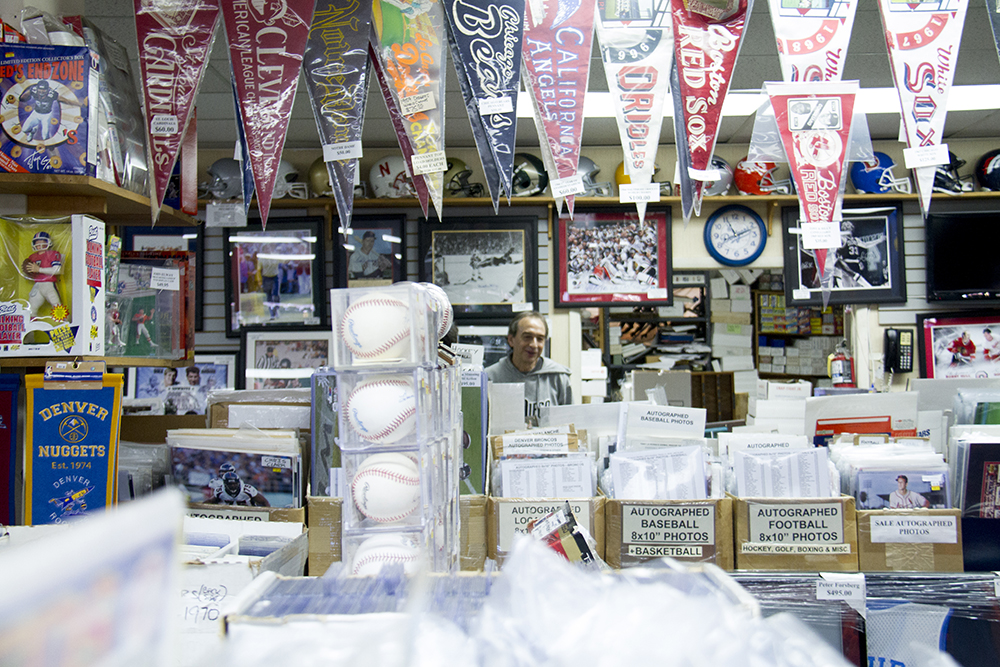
[550,175,585,198]
[400,91,436,116]
[689,167,722,181]
[479,96,513,116]
[150,267,181,291]
[150,114,179,136]
[411,151,447,175]
[801,222,842,250]
[619,183,661,203]
[206,201,248,227]
[903,144,949,170]
[323,141,363,162]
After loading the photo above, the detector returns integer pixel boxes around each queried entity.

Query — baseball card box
[0,43,98,175]
[0,215,105,357]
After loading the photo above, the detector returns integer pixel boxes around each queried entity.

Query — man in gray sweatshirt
[485,311,572,419]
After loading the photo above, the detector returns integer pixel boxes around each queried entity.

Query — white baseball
[339,293,410,361]
[345,376,418,444]
[351,452,421,523]
[351,533,422,576]
[420,282,453,340]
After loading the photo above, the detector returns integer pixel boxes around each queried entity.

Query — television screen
[926,211,1000,301]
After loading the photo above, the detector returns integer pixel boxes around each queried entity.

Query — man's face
[187,369,200,384]
[897,477,907,491]
[509,317,547,372]
[362,236,375,252]
[963,333,971,343]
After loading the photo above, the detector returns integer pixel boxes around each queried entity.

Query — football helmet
[614,161,672,196]
[444,157,485,197]
[976,149,1000,191]
[734,158,794,195]
[370,155,415,198]
[222,471,241,496]
[201,158,243,199]
[850,152,911,194]
[272,160,309,199]
[703,156,733,196]
[578,156,613,196]
[308,157,333,197]
[32,232,51,250]
[219,463,236,475]
[933,151,974,194]
[511,153,548,196]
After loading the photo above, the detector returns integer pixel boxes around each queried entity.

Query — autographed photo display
[126,355,236,415]
[241,330,332,390]
[123,226,205,330]
[336,214,406,288]
[555,210,672,307]
[917,312,1000,379]
[171,447,296,508]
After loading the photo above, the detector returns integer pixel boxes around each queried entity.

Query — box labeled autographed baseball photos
[0,215,104,356]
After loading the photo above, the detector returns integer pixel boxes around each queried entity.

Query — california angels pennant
[596,0,673,223]
[766,0,859,82]
[522,0,596,218]
[134,0,220,224]
[671,0,754,221]
[877,0,969,215]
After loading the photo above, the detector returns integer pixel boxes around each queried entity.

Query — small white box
[786,348,800,358]
[730,285,751,300]
[769,347,785,357]
[721,356,756,372]
[712,299,731,313]
[756,379,813,400]
[730,299,753,313]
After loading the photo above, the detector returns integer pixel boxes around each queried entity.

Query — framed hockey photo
[122,226,205,330]
[418,217,538,319]
[222,218,327,338]
[124,354,237,416]
[335,214,406,288]
[240,328,333,390]
[553,209,672,307]
[781,203,905,306]
[917,311,1000,379]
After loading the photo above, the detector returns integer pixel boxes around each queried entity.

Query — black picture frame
[334,214,406,288]
[418,217,538,320]
[916,310,1000,379]
[222,217,327,338]
[239,327,333,390]
[122,225,205,331]
[781,202,906,306]
[553,208,673,307]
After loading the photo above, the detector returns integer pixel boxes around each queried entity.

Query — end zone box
[734,495,858,571]
[605,498,734,570]
[487,496,605,563]
[857,509,963,572]
[0,44,97,175]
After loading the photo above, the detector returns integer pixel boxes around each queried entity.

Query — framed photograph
[122,226,205,330]
[781,203,905,306]
[171,446,299,508]
[240,329,333,390]
[419,217,538,319]
[553,209,672,307]
[917,311,1000,379]
[335,214,406,287]
[222,218,327,338]
[124,355,236,415]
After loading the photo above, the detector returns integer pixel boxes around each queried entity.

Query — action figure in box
[22,231,66,321]
[132,307,156,347]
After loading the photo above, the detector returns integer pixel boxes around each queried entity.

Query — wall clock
[703,204,767,267]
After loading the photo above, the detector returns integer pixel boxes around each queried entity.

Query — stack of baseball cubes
[322,283,461,575]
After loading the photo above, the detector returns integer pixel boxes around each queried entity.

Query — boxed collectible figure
[0,43,97,175]
[120,250,195,360]
[114,260,182,359]
[0,215,104,356]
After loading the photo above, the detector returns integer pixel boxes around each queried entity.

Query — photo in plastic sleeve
[853,469,949,510]
[123,226,204,330]
[917,312,1000,380]
[171,447,298,508]
[126,355,236,415]
[242,330,332,390]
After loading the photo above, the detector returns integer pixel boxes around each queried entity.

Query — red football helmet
[734,159,793,196]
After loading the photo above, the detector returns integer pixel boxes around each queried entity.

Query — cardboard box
[734,495,858,571]
[487,496,605,562]
[187,504,305,524]
[207,389,312,430]
[857,509,963,572]
[626,369,692,406]
[461,494,487,571]
[306,495,342,576]
[604,498,734,570]
[757,379,813,400]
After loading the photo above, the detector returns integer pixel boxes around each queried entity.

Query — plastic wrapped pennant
[596,3,674,223]
[990,0,1000,69]
[303,0,374,231]
[877,0,968,215]
[221,0,315,229]
[371,0,449,220]
[231,74,254,215]
[766,0,859,83]
[134,0,221,224]
[522,0,596,218]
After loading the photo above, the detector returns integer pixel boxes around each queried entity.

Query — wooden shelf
[0,356,190,369]
[0,173,197,227]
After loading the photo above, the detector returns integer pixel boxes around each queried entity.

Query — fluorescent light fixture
[228,235,317,244]
[182,233,197,240]
[344,244,356,251]
[382,234,402,244]
[338,227,354,235]
[257,253,316,261]
[394,253,402,260]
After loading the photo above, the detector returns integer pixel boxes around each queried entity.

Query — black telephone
[884,328,914,373]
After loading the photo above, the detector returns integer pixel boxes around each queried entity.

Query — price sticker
[817,572,866,618]
[688,167,721,181]
[479,96,513,115]
[903,144,949,170]
[323,141,363,161]
[411,151,447,175]
[801,222,842,250]
[150,114,179,136]
[400,92,435,116]
[550,175,585,198]
[619,183,661,203]
[150,268,180,291]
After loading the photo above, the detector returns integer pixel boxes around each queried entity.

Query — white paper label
[869,515,957,544]
[411,150,447,175]
[261,456,292,469]
[234,141,242,161]
[479,96,513,115]
[747,502,845,544]
[817,572,866,617]
[150,267,180,291]
[801,222,842,250]
[903,144,949,170]
[185,508,269,521]
[621,504,715,545]
[512,302,531,312]
[497,500,592,552]
[619,183,661,203]
[741,543,851,554]
[205,202,248,227]
[400,91,435,116]
[646,288,668,299]
[150,114,179,136]
[688,167,722,181]
[461,369,483,387]
[323,141,363,161]
[792,288,811,300]
[550,174,585,198]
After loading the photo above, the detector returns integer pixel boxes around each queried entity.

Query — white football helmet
[370,155,415,198]
[272,160,309,199]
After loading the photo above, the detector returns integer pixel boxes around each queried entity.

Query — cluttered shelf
[0,356,190,369]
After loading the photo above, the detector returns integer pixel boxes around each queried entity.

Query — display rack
[753,290,844,379]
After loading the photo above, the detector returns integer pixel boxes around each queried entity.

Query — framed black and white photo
[122,226,205,330]
[124,354,237,415]
[240,329,333,390]
[335,214,406,288]
[222,218,327,338]
[419,217,538,319]
[553,209,672,307]
[781,203,905,306]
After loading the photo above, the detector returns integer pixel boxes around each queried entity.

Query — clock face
[704,205,766,267]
